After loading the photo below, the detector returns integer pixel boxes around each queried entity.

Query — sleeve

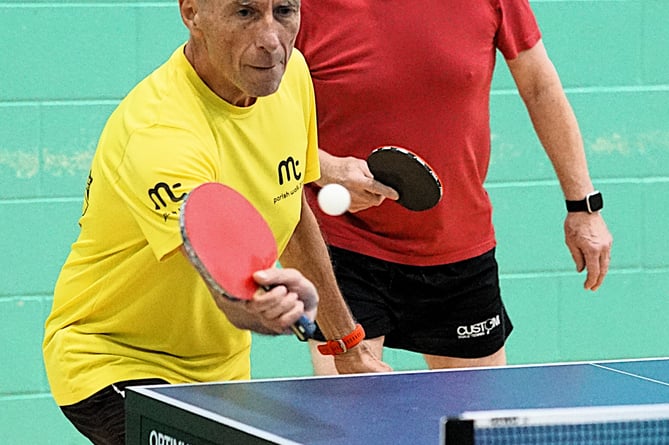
[495,0,543,60]
[291,49,321,185]
[303,76,320,186]
[116,127,217,261]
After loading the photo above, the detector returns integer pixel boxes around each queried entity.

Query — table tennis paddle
[180,182,316,341]
[366,146,442,211]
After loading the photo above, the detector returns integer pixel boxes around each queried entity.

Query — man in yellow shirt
[43,1,390,443]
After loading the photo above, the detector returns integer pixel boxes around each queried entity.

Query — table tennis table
[125,357,669,444]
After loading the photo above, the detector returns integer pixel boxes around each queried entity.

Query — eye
[236,7,254,18]
[274,4,297,19]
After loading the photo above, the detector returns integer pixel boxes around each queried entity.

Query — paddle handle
[291,316,317,341]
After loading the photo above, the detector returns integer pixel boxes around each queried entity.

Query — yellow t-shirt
[43,45,320,406]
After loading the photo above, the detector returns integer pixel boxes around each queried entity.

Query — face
[182,0,301,106]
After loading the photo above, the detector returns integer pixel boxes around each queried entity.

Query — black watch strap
[566,191,603,213]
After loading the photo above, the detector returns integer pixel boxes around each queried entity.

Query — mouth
[249,63,280,71]
[249,58,284,70]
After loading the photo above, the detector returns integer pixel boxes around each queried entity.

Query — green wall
[1,1,667,443]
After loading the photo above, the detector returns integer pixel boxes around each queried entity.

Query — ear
[179,0,198,30]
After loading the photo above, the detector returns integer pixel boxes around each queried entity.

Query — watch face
[587,192,603,212]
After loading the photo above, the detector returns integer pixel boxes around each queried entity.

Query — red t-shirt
[296,0,541,266]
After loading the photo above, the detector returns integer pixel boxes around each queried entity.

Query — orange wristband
[317,324,365,356]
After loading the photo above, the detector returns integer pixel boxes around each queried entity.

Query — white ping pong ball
[317,183,351,216]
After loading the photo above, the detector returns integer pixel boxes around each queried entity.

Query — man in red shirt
[296,0,613,373]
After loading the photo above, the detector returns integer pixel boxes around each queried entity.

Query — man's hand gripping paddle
[367,146,443,211]
[180,182,316,341]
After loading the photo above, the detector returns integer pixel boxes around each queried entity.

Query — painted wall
[1,1,667,442]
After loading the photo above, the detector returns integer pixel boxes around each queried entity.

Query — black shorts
[60,378,168,445]
[313,247,513,358]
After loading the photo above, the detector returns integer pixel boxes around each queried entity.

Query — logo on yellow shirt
[148,182,186,221]
[277,156,302,185]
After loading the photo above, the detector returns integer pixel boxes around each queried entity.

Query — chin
[251,80,283,98]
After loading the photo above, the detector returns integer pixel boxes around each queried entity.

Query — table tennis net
[442,403,669,444]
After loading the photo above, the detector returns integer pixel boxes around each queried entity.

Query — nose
[256,17,282,52]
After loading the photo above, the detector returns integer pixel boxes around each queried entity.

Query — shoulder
[287,48,308,73]
[282,49,313,94]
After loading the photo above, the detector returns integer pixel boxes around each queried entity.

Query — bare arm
[506,40,612,290]
[280,193,392,373]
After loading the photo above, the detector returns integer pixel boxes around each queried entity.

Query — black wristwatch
[566,191,603,213]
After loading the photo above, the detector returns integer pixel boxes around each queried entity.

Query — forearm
[280,194,357,339]
[510,41,594,200]
[525,83,593,199]
[314,149,336,186]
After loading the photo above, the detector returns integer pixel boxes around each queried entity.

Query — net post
[442,418,474,445]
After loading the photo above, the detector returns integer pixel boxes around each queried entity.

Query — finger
[262,297,303,322]
[280,269,311,291]
[367,179,399,200]
[348,193,385,213]
[582,249,602,291]
[253,268,318,313]
[253,268,301,289]
[590,247,611,291]
[566,244,586,273]
[265,300,306,333]
[251,293,305,334]
[250,284,287,310]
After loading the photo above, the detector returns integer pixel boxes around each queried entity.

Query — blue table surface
[137,358,669,445]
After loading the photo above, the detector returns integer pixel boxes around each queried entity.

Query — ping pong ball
[318,183,351,216]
